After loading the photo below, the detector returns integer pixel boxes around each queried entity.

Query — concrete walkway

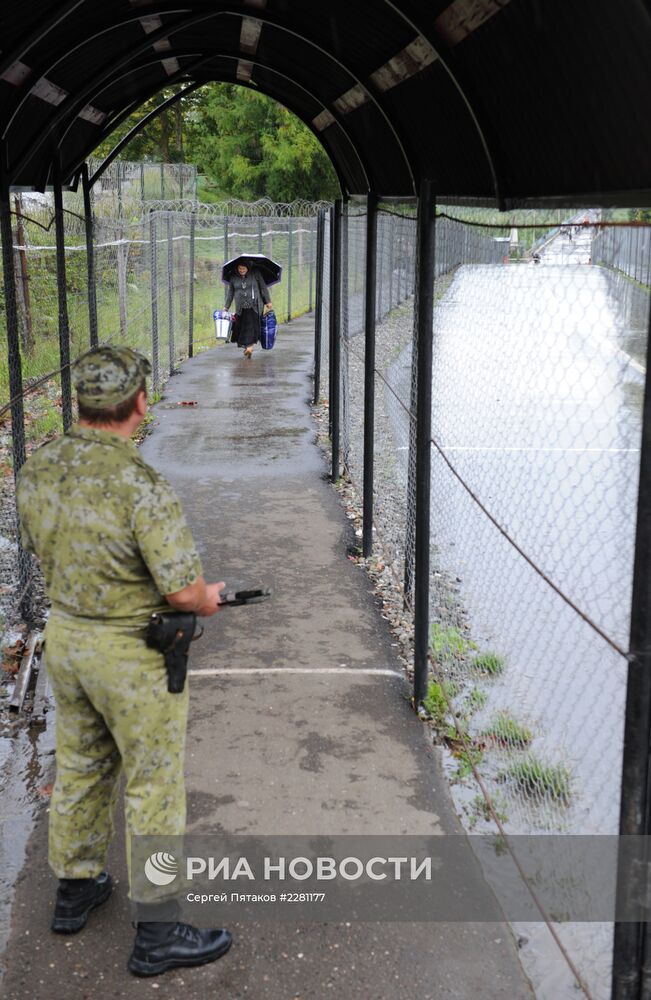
[2,316,533,999]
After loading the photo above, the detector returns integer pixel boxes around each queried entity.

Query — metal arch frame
[61,54,363,195]
[0,0,88,78]
[82,57,371,195]
[7,6,416,194]
[380,0,506,207]
[2,8,213,147]
[0,6,196,139]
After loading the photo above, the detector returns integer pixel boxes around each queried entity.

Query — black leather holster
[145,612,197,694]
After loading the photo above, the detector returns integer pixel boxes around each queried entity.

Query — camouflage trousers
[45,613,188,898]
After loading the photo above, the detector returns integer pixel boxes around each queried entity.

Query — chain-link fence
[316,205,651,999]
[0,184,321,632]
[3,174,651,997]
[87,160,197,218]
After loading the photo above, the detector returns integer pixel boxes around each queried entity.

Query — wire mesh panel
[332,202,651,998]
[421,213,647,998]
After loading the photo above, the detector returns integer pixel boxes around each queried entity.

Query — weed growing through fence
[483,712,533,748]
[501,756,572,803]
[429,622,476,662]
[452,741,483,781]
[423,680,459,728]
[471,651,505,676]
[466,687,488,711]
[468,793,508,828]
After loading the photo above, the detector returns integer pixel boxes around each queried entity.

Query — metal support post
[52,154,73,431]
[313,210,325,406]
[613,291,651,1000]
[160,162,165,200]
[1,156,32,620]
[362,193,378,558]
[149,211,159,391]
[328,207,335,438]
[140,163,145,209]
[330,199,343,481]
[308,216,315,313]
[0,144,26,475]
[223,216,229,263]
[388,214,395,309]
[81,163,98,347]
[287,219,293,322]
[188,210,196,358]
[167,214,175,373]
[413,180,436,708]
[258,216,263,252]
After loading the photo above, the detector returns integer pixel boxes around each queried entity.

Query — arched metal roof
[1,1,650,205]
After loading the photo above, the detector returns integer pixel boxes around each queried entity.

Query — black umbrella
[221,253,282,287]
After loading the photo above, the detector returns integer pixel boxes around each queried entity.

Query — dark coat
[224,268,271,317]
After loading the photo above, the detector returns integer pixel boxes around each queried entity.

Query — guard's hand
[197,581,226,617]
[263,302,273,314]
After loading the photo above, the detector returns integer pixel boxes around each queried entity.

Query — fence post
[308,216,315,313]
[223,216,229,264]
[329,207,335,438]
[188,210,196,358]
[612,289,651,1000]
[140,163,145,211]
[13,194,33,352]
[52,153,73,432]
[258,216,263,252]
[287,218,293,322]
[341,198,350,468]
[1,147,26,474]
[167,214,175,373]
[160,162,165,200]
[388,214,395,309]
[1,147,33,620]
[149,211,159,392]
[330,199,342,480]
[413,180,436,708]
[363,193,378,558]
[313,209,325,406]
[81,163,98,347]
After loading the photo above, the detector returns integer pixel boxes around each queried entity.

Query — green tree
[93,86,201,163]
[92,83,338,201]
[185,85,338,201]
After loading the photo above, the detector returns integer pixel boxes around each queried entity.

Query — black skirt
[235,308,260,348]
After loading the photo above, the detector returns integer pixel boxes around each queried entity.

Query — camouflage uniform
[16,346,201,896]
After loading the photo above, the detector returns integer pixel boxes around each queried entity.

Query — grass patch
[502,756,572,803]
[423,680,459,728]
[429,622,475,662]
[466,687,488,712]
[483,713,532,749]
[471,651,505,676]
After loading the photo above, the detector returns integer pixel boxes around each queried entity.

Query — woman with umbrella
[223,254,280,360]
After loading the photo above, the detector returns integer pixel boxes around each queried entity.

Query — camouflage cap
[73,345,151,408]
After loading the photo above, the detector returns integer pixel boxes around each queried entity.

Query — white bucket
[213,310,233,341]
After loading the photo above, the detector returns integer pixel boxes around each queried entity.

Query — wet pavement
[0,319,532,999]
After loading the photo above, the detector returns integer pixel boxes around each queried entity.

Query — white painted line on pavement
[189,667,404,678]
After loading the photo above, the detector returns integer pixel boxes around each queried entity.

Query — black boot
[128,919,232,977]
[51,872,113,934]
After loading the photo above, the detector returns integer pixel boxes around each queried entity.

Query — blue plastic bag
[260,309,277,350]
